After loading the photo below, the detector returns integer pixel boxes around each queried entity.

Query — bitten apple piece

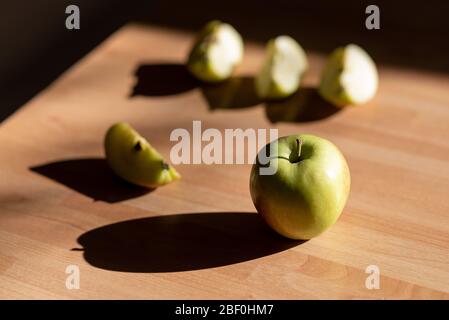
[255,35,308,99]
[319,44,378,107]
[104,123,180,188]
[187,20,243,82]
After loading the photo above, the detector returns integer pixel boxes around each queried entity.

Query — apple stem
[296,138,302,159]
[291,138,302,163]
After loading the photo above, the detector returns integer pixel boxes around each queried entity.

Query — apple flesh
[104,122,180,188]
[187,20,243,82]
[255,35,308,99]
[319,44,378,107]
[250,134,350,240]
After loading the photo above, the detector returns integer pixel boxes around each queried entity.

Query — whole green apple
[250,134,350,240]
[104,122,181,188]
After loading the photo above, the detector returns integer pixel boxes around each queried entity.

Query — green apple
[187,20,243,82]
[104,122,180,188]
[319,44,378,107]
[250,134,350,240]
[255,35,308,99]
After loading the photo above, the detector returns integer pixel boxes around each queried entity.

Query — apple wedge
[104,123,180,188]
[187,20,243,82]
[319,44,378,107]
[255,35,308,99]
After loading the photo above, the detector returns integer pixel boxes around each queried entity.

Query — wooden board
[0,23,448,299]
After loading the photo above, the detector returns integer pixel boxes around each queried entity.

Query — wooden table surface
[1,23,449,299]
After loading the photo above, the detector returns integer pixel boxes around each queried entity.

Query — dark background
[1,1,447,122]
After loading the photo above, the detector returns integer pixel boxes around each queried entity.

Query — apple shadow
[130,63,199,97]
[265,87,341,123]
[30,158,152,203]
[201,80,340,123]
[129,63,340,123]
[76,212,304,273]
[201,76,263,110]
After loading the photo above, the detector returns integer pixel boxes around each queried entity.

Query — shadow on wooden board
[131,63,341,123]
[76,212,305,272]
[30,158,152,203]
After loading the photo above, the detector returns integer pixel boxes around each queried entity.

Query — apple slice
[104,123,180,188]
[187,20,243,82]
[255,35,308,99]
[319,44,378,107]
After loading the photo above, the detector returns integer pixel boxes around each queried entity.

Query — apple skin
[255,36,308,100]
[104,122,180,188]
[187,20,243,83]
[319,44,378,107]
[250,134,350,240]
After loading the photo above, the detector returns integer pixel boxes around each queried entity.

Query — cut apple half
[319,44,378,107]
[187,20,243,82]
[255,35,308,99]
[104,123,180,188]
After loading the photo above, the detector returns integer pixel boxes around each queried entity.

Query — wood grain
[0,23,448,299]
